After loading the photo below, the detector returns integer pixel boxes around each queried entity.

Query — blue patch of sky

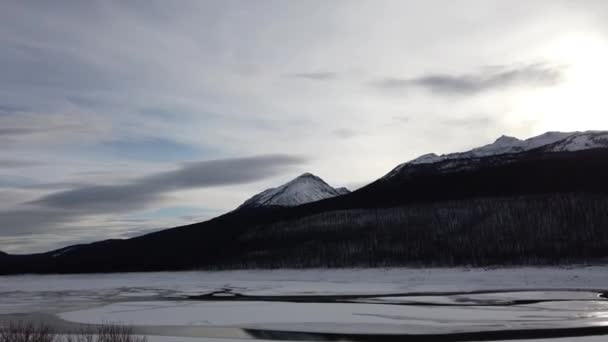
[65,95,107,109]
[94,137,216,162]
[127,206,218,221]
[139,107,188,121]
[0,104,27,115]
[0,175,37,188]
[138,106,227,123]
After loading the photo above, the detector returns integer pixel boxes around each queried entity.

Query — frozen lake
[2,267,608,342]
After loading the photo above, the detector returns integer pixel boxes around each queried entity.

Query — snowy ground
[2,267,608,341]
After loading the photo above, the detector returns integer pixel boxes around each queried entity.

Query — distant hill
[3,131,608,274]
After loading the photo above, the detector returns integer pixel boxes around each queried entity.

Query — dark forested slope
[3,145,608,274]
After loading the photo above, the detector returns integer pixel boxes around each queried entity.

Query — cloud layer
[1,1,607,253]
[31,155,305,214]
[0,155,305,252]
[283,72,338,80]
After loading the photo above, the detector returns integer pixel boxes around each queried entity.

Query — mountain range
[2,130,608,274]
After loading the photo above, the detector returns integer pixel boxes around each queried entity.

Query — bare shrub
[0,322,146,342]
[0,321,56,342]
[95,324,146,342]
[62,328,94,342]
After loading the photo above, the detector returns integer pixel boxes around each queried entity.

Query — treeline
[215,193,608,268]
[3,193,608,274]
[5,149,608,274]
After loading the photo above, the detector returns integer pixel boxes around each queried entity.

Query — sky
[2,0,608,253]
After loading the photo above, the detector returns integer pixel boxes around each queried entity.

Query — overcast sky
[2,0,608,253]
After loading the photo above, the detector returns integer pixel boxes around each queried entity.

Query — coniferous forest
[3,148,608,274]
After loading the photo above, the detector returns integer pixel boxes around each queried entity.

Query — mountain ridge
[3,130,608,273]
[385,130,608,178]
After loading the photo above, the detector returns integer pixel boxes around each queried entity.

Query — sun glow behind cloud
[514,32,608,133]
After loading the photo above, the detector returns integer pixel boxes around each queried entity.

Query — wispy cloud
[95,137,209,162]
[29,155,306,214]
[0,128,38,136]
[442,115,495,127]
[332,128,360,139]
[0,111,107,146]
[0,159,42,168]
[0,208,73,236]
[0,105,27,115]
[374,63,563,95]
[392,116,411,124]
[283,72,337,80]
[1,0,604,253]
[0,154,306,251]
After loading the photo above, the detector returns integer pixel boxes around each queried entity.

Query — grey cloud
[0,159,42,168]
[283,72,337,80]
[0,154,305,252]
[0,179,86,190]
[333,128,359,139]
[0,209,154,253]
[0,124,85,137]
[0,128,37,136]
[31,184,162,214]
[30,155,306,214]
[72,170,122,177]
[0,175,37,188]
[0,233,72,254]
[0,105,27,115]
[392,116,411,124]
[375,78,410,89]
[443,115,495,127]
[0,206,212,253]
[20,182,89,191]
[1,41,116,92]
[0,208,73,236]
[374,63,563,95]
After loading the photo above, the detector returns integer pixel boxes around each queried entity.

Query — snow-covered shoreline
[2,267,608,342]
[2,266,607,297]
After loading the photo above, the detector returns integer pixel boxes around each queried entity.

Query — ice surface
[143,336,608,342]
[2,267,608,302]
[3,267,608,341]
[3,267,608,298]
[145,336,608,342]
[58,298,608,331]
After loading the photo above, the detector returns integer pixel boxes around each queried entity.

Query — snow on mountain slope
[412,131,575,164]
[239,173,350,208]
[387,131,608,177]
[545,131,608,152]
[335,187,351,195]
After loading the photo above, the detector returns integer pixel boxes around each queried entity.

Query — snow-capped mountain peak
[409,153,441,165]
[494,135,520,144]
[238,173,350,209]
[335,187,351,195]
[386,131,608,178]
